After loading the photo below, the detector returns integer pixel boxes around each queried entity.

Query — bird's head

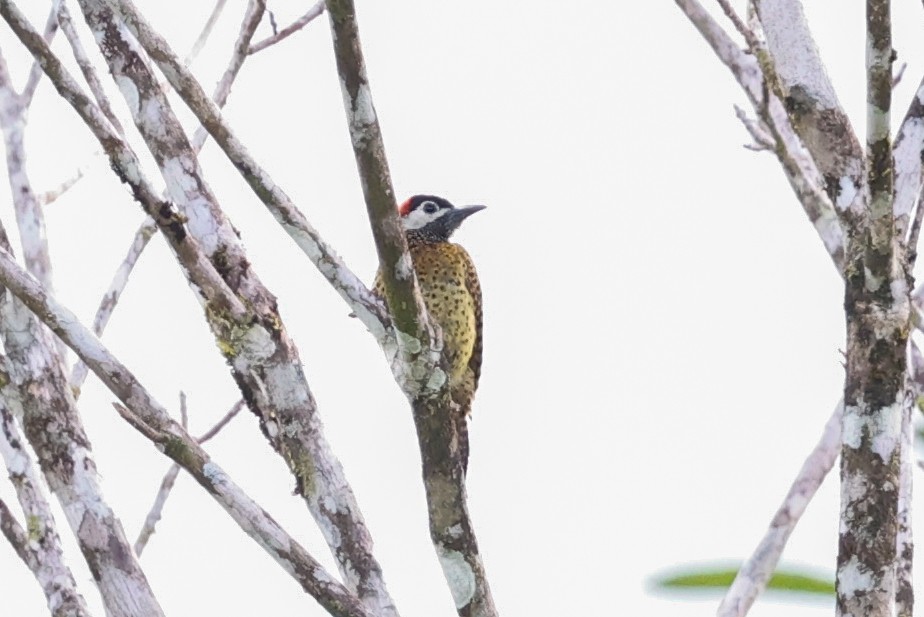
[398,195,486,243]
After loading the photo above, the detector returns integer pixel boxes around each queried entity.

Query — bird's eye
[422,201,439,214]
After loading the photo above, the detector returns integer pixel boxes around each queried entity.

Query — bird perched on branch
[374,195,485,472]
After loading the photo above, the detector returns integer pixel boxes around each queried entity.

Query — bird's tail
[456,412,470,476]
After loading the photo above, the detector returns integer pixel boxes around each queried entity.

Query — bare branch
[835,3,905,613]
[134,398,244,556]
[179,391,188,428]
[37,155,95,205]
[248,1,325,54]
[675,0,845,269]
[73,2,268,393]
[56,0,123,135]
[895,77,924,243]
[751,0,866,215]
[189,0,265,151]
[47,0,230,206]
[326,2,434,370]
[906,176,924,264]
[0,0,248,323]
[893,62,907,89]
[134,463,181,557]
[0,220,165,616]
[69,216,157,394]
[112,0,390,344]
[718,401,842,617]
[0,51,54,291]
[0,498,32,568]
[896,381,914,616]
[715,0,758,49]
[183,0,228,66]
[77,3,398,613]
[197,398,244,444]
[326,3,496,616]
[0,39,72,397]
[865,0,894,267]
[0,244,373,617]
[734,105,774,151]
[20,0,58,106]
[0,383,91,617]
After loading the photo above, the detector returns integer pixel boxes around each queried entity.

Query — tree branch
[325,0,435,369]
[74,2,397,612]
[69,216,157,395]
[0,380,91,617]
[0,243,373,617]
[72,1,268,395]
[0,222,164,615]
[834,2,909,615]
[751,0,866,215]
[183,0,228,67]
[895,76,924,245]
[865,0,894,274]
[674,0,845,270]
[189,0,264,152]
[134,398,244,556]
[248,1,325,55]
[20,0,58,106]
[718,400,842,617]
[0,0,248,322]
[326,3,496,616]
[56,0,124,135]
[109,0,390,343]
[0,49,54,292]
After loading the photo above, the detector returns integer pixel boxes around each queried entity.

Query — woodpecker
[374,195,485,472]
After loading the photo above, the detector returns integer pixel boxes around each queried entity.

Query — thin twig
[893,61,907,89]
[21,0,59,106]
[190,0,265,151]
[734,104,774,151]
[197,399,244,444]
[908,185,924,265]
[57,0,124,135]
[715,0,761,51]
[248,1,325,54]
[37,154,97,205]
[718,401,843,617]
[179,391,188,428]
[675,0,845,270]
[892,73,924,235]
[183,0,228,66]
[134,398,244,556]
[133,464,180,556]
[68,216,157,394]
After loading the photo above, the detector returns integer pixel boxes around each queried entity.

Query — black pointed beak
[444,205,486,232]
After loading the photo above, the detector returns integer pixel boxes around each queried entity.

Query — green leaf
[652,564,834,596]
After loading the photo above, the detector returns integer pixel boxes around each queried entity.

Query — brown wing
[460,246,483,394]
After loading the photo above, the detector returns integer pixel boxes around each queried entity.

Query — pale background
[0,1,920,616]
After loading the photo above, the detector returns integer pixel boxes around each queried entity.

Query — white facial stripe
[402,204,450,230]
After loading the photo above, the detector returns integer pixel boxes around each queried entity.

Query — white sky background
[2,1,922,616]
